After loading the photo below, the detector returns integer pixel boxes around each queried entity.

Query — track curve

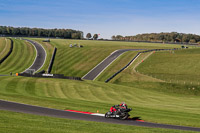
[23,39,46,73]
[0,100,199,132]
[82,49,145,80]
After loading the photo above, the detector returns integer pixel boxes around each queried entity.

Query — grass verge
[0,110,196,133]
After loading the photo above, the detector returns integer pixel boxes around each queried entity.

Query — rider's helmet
[120,102,126,107]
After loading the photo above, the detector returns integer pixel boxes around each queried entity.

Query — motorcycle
[105,107,132,120]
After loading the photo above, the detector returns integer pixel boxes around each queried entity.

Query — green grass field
[0,38,11,60]
[0,76,199,128]
[0,38,36,74]
[136,48,200,85]
[1,38,200,132]
[0,110,196,133]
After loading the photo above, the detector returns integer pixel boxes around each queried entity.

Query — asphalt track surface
[82,49,144,80]
[23,39,46,73]
[0,100,199,132]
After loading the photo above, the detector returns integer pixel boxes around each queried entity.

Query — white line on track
[91,113,105,117]
[22,40,38,73]
[82,50,120,80]
[93,52,124,81]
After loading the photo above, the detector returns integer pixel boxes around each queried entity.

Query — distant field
[0,110,196,133]
[0,38,11,60]
[0,76,199,127]
[0,38,36,74]
[136,48,200,85]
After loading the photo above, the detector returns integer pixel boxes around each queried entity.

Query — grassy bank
[0,76,199,127]
[0,38,11,60]
[136,48,200,85]
[0,38,36,74]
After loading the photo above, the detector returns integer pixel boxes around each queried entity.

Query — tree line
[0,26,83,39]
[112,32,200,43]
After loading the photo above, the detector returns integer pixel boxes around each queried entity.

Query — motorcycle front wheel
[105,112,108,118]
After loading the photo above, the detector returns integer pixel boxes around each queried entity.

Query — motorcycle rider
[110,102,127,115]
[110,105,117,115]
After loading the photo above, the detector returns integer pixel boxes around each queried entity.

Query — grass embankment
[0,38,11,60]
[0,110,196,133]
[45,39,181,77]
[109,51,164,83]
[0,76,199,128]
[27,38,54,73]
[0,38,36,74]
[136,48,200,85]
[106,49,200,96]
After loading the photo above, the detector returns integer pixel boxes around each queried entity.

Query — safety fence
[47,47,57,73]
[18,73,82,81]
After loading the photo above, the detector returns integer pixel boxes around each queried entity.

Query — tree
[0,26,83,39]
[116,35,123,40]
[93,34,98,40]
[86,33,92,39]
[111,35,116,40]
[72,32,81,39]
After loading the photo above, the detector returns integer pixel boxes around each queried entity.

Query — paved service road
[0,100,199,132]
[23,39,46,73]
[82,49,144,80]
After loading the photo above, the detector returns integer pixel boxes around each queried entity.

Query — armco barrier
[47,47,57,73]
[18,73,82,81]
[105,48,178,83]
[0,38,13,64]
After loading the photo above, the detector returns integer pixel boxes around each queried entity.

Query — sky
[0,0,200,39]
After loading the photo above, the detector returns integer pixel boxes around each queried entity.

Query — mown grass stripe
[0,39,35,74]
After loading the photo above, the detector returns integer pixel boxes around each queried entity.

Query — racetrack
[23,39,46,73]
[82,49,144,80]
[0,100,199,132]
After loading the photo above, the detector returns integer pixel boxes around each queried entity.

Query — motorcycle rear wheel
[119,113,129,120]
